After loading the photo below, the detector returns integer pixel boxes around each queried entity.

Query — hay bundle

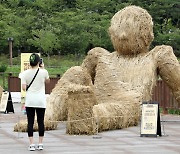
[14,119,28,132]
[14,119,57,132]
[93,102,140,132]
[45,92,68,122]
[66,88,97,135]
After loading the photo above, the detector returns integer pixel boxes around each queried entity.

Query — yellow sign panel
[21,53,32,72]
[20,53,32,97]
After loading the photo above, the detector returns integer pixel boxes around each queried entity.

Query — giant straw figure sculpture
[14,6,180,134]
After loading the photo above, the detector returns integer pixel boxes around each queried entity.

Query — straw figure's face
[109,6,154,55]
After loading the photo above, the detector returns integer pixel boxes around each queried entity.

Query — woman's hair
[29,53,40,66]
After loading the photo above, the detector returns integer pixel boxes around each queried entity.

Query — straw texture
[14,119,57,132]
[109,5,154,55]
[66,90,97,135]
[93,102,140,131]
[153,45,180,103]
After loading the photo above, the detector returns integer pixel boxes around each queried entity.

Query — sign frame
[140,101,161,137]
[0,91,14,114]
[0,91,9,113]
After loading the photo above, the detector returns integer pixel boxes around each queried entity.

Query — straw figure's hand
[153,45,180,103]
[67,84,93,94]
[81,47,110,82]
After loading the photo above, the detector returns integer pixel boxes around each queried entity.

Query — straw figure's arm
[81,47,110,83]
[58,66,94,93]
[45,65,94,120]
[54,66,98,135]
[155,45,180,103]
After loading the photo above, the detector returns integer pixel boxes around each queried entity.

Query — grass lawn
[1,54,84,76]
[0,54,85,89]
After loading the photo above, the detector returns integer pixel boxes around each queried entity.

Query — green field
[1,54,84,74]
[0,54,84,90]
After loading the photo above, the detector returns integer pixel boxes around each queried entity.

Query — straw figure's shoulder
[81,47,110,78]
[150,45,178,67]
[150,44,178,75]
[83,47,110,64]
[151,45,174,57]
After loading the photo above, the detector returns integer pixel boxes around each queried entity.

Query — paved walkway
[0,103,180,154]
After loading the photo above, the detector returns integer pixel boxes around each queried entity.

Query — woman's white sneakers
[28,144,43,151]
[28,144,36,151]
[37,144,43,150]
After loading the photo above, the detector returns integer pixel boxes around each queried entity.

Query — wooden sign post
[140,101,161,137]
[0,91,14,114]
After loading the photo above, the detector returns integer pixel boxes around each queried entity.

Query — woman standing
[19,53,50,151]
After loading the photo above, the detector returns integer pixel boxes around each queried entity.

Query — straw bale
[93,102,140,132]
[66,89,97,135]
[14,119,28,132]
[14,119,57,132]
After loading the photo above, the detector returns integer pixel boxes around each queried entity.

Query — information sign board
[0,91,9,112]
[140,102,161,137]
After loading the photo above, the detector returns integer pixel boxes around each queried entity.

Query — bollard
[92,117,102,139]
[17,116,23,139]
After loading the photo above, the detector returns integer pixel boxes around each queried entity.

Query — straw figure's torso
[82,45,180,106]
[94,49,156,104]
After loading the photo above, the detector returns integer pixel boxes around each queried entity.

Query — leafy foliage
[0,0,179,56]
[0,64,7,72]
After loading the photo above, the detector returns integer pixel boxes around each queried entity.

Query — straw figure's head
[109,6,154,55]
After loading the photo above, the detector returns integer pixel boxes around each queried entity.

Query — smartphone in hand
[39,58,43,67]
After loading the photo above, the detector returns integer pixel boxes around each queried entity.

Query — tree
[0,0,179,57]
